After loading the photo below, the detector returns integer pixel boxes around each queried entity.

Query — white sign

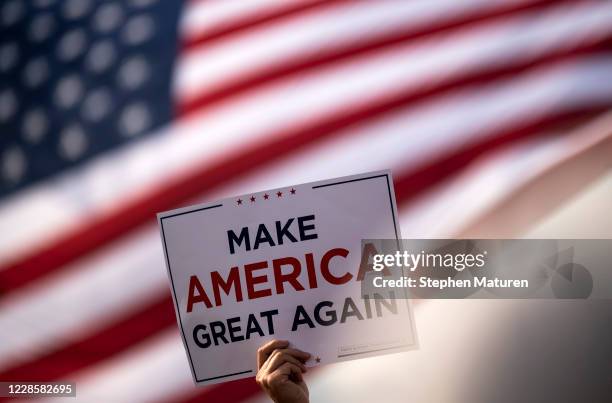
[157,171,417,386]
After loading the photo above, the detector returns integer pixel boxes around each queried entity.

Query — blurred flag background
[0,0,611,402]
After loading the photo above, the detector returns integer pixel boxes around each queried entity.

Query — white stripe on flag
[180,0,317,41]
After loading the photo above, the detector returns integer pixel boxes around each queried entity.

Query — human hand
[256,339,311,403]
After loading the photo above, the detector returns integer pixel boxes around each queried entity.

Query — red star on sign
[236,199,242,205]
[276,191,283,197]
[263,193,269,200]
[290,188,296,194]
[250,196,256,202]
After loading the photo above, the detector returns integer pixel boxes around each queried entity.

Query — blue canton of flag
[0,0,183,197]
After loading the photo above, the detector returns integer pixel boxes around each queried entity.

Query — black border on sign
[337,344,408,358]
[314,173,414,357]
[160,203,254,382]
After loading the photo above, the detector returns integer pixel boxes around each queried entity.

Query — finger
[259,350,301,375]
[265,350,307,374]
[260,348,311,374]
[277,347,311,362]
[269,362,304,386]
[257,339,289,369]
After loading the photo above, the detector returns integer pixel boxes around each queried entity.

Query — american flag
[0,0,611,402]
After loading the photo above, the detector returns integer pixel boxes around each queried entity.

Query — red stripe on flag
[177,378,261,403]
[393,110,607,205]
[0,296,175,382]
